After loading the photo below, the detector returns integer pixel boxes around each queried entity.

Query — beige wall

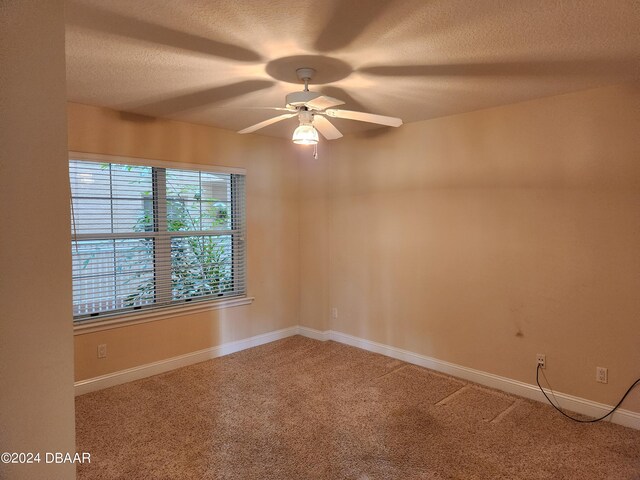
[298,151,331,332]
[69,103,299,381]
[300,83,640,413]
[0,1,76,479]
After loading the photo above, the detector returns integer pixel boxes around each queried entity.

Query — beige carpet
[76,336,640,479]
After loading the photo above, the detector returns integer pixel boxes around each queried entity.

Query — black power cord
[536,364,640,423]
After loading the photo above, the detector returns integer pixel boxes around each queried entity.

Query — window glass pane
[72,240,116,316]
[70,161,153,235]
[110,164,153,199]
[201,200,231,230]
[166,169,232,232]
[71,198,112,235]
[167,199,202,232]
[166,169,200,198]
[114,238,155,307]
[72,238,155,316]
[113,198,153,233]
[201,172,231,202]
[171,235,233,301]
[69,161,111,198]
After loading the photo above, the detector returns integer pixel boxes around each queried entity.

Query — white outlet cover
[596,367,608,384]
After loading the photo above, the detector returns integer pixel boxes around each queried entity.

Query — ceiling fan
[238,68,403,145]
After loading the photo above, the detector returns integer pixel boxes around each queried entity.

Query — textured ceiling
[65,0,640,139]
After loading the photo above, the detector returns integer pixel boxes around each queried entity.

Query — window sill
[73,296,255,335]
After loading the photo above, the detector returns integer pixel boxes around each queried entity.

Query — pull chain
[313,142,318,159]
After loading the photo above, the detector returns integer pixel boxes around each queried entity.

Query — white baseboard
[75,324,639,430]
[297,327,640,430]
[296,325,331,341]
[74,326,299,396]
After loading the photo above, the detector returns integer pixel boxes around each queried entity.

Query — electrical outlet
[331,307,338,320]
[536,353,546,369]
[97,344,107,359]
[596,367,608,384]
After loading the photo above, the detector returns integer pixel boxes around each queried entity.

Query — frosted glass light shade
[292,124,319,145]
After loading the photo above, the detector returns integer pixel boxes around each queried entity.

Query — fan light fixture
[292,109,318,145]
[292,123,318,145]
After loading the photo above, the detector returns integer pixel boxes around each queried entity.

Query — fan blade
[306,95,345,111]
[238,113,297,134]
[313,116,343,140]
[320,86,368,112]
[237,106,297,112]
[325,109,402,127]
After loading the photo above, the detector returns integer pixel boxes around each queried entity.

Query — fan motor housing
[286,90,321,107]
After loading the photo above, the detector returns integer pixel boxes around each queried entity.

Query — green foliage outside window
[118,167,233,306]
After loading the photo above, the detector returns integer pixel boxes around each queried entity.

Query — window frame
[69,152,252,333]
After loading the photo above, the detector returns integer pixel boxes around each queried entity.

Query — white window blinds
[70,159,246,321]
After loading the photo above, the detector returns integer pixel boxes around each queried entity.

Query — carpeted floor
[76,336,640,479]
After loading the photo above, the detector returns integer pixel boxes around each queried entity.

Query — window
[70,156,246,322]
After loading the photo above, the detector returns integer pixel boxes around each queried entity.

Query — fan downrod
[296,68,316,91]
